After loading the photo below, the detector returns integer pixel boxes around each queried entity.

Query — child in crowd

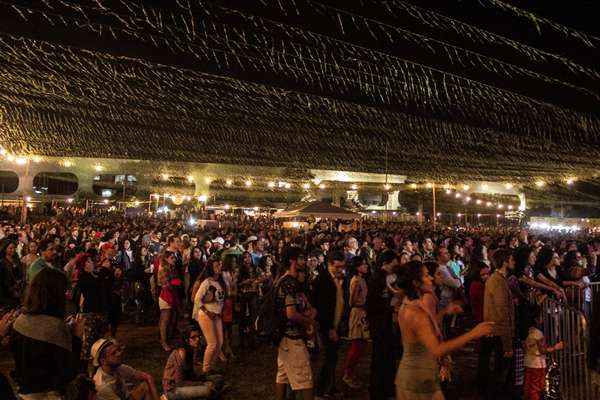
[523,304,564,400]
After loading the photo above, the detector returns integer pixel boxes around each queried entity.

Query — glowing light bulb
[245,180,252,187]
[462,184,470,191]
[566,177,576,185]
[457,213,462,217]
[416,212,420,216]
[477,213,482,218]
[302,183,310,189]
[535,180,546,187]
[204,177,212,184]
[62,160,73,167]
[504,183,513,190]
[319,184,326,190]
[496,214,501,218]
[443,183,450,190]
[25,196,32,202]
[486,202,492,207]
[436,212,442,217]
[225,179,233,186]
[268,181,275,188]
[103,199,109,204]
[425,183,433,189]
[476,199,482,205]
[465,196,472,202]
[445,189,452,195]
[508,205,514,210]
[32,156,42,163]
[15,157,27,165]
[410,183,417,189]
[224,204,230,210]
[455,193,461,198]
[498,204,504,209]
[187,176,194,183]
[350,184,358,190]
[481,183,489,190]
[94,164,104,172]
[285,183,291,189]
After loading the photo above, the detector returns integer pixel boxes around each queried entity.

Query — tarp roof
[274,201,360,219]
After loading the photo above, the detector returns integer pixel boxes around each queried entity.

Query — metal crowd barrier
[535,284,600,400]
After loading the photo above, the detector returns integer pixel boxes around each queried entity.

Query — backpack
[255,278,284,346]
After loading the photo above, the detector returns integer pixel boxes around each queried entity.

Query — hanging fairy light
[436,212,442,217]
[457,213,462,217]
[455,192,462,198]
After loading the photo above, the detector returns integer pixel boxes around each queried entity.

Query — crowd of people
[0,210,599,400]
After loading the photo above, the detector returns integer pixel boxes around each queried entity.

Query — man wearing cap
[91,338,160,400]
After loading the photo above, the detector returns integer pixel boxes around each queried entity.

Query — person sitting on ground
[11,268,85,400]
[162,325,225,400]
[91,338,160,400]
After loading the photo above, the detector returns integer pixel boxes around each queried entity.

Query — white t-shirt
[193,277,225,317]
[93,364,140,400]
[582,276,592,302]
[524,327,546,369]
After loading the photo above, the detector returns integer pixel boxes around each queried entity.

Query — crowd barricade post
[536,293,594,400]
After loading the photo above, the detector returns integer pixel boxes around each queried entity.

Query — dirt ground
[0,320,485,400]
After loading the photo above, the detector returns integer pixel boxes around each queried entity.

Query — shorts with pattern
[276,337,313,391]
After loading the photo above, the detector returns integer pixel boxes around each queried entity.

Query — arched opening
[0,171,19,193]
[93,174,138,198]
[33,172,78,195]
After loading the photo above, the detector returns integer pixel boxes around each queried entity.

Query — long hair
[396,261,424,301]
[24,267,67,318]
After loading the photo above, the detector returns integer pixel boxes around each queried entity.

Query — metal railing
[533,284,600,400]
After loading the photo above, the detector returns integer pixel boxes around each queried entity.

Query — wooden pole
[432,183,436,229]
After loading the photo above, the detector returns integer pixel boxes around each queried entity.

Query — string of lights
[0,0,599,183]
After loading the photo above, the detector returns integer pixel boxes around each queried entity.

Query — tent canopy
[274,201,360,220]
